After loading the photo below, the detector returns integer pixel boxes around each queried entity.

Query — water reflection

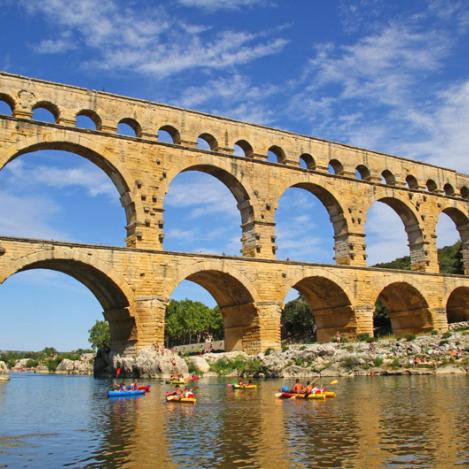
[0,375,467,468]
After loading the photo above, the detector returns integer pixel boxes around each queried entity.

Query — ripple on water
[0,374,467,467]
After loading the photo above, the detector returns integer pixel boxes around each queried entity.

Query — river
[0,374,467,468]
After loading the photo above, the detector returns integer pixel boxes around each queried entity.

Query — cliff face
[0,361,9,381]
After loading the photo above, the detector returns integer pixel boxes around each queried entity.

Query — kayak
[108,389,145,398]
[166,395,196,404]
[278,392,326,400]
[324,391,336,398]
[166,380,185,385]
[232,384,257,390]
[137,385,151,392]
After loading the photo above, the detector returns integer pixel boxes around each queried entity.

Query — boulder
[56,358,93,375]
[186,356,210,374]
[0,361,9,381]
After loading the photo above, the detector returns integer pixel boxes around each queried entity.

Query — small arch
[197,133,218,151]
[375,282,433,337]
[406,175,419,190]
[76,110,102,131]
[381,170,396,185]
[32,101,60,123]
[267,145,286,164]
[446,287,469,323]
[117,118,141,138]
[299,153,315,170]
[439,207,469,274]
[328,159,343,175]
[355,165,370,181]
[460,186,469,199]
[426,179,438,192]
[158,125,181,144]
[233,140,253,157]
[443,183,455,196]
[0,93,14,116]
[289,276,355,343]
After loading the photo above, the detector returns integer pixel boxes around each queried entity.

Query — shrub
[341,356,360,370]
[25,359,39,368]
[46,357,62,372]
[391,358,401,369]
[357,333,370,342]
[431,330,438,336]
[442,331,452,339]
[373,356,384,367]
[406,334,416,342]
[366,336,376,343]
[439,340,449,346]
[281,344,289,352]
[264,347,274,356]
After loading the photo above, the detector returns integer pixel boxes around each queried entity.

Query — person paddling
[292,378,303,394]
[303,381,313,397]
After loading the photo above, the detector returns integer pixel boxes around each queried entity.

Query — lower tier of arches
[1,237,468,355]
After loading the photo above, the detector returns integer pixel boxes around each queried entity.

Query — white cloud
[177,0,271,12]
[22,0,287,78]
[6,160,116,199]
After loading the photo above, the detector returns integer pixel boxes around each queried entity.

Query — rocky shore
[186,327,469,378]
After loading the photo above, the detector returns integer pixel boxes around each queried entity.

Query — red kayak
[137,385,151,392]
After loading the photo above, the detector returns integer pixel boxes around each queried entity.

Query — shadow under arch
[374,281,433,337]
[1,140,137,245]
[439,207,469,274]
[368,197,425,271]
[276,182,349,264]
[446,286,469,323]
[166,163,257,256]
[167,268,258,352]
[288,275,356,342]
[1,258,136,353]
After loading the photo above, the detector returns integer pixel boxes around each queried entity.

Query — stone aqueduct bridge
[1,72,469,354]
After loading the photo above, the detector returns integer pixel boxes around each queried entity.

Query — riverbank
[186,327,469,378]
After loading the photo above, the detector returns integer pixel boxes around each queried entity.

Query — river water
[0,374,467,468]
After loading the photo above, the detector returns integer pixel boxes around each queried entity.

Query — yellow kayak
[166,396,196,404]
[324,391,336,398]
[232,384,257,390]
[166,380,185,385]
[277,392,326,400]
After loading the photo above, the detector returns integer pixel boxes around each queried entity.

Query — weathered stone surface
[0,361,9,381]
[186,356,210,374]
[56,356,93,375]
[0,72,469,355]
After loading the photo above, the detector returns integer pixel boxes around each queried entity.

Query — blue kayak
[108,389,145,398]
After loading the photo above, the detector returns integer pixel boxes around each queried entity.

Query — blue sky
[0,0,468,350]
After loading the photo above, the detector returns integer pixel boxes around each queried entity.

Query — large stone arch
[0,135,139,245]
[438,206,469,274]
[164,160,258,256]
[0,251,137,354]
[283,274,356,342]
[366,197,426,271]
[274,182,350,264]
[372,281,433,337]
[166,263,260,352]
[446,286,469,323]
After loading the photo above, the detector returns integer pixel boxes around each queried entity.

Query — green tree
[374,300,392,337]
[281,295,315,343]
[88,320,110,349]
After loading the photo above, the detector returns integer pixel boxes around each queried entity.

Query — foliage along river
[0,374,467,468]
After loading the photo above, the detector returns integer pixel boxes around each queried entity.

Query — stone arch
[197,133,218,151]
[426,179,438,192]
[1,252,136,353]
[446,286,469,323]
[165,162,256,256]
[381,170,396,185]
[439,207,469,274]
[268,145,286,164]
[167,265,259,352]
[355,164,371,181]
[406,175,419,190]
[234,139,254,157]
[0,93,15,115]
[158,125,181,144]
[373,281,433,337]
[32,100,60,123]
[0,138,138,244]
[118,118,142,138]
[367,197,426,271]
[328,159,344,175]
[276,182,349,264]
[299,153,315,170]
[460,186,469,200]
[444,183,455,196]
[284,275,356,342]
[76,109,102,131]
